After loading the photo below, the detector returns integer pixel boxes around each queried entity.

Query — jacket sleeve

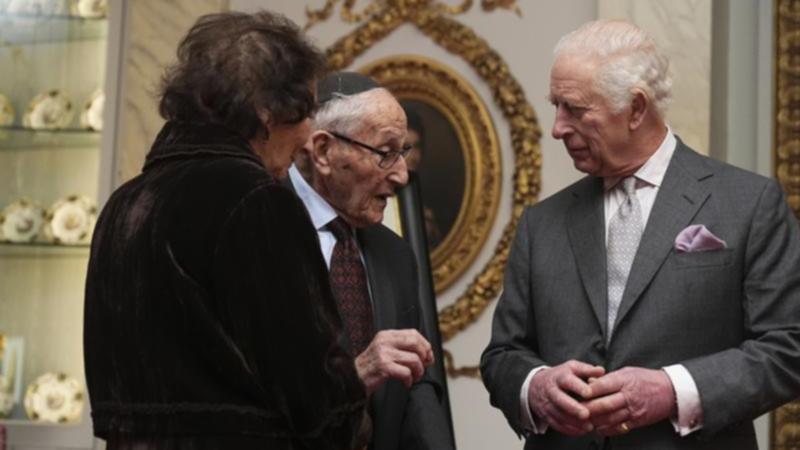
[211,182,366,448]
[400,381,455,450]
[683,179,800,436]
[400,254,455,450]
[480,207,548,435]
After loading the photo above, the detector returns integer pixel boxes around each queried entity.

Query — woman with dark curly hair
[84,10,366,450]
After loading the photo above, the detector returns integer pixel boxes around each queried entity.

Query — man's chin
[572,160,599,176]
[362,209,385,228]
[369,212,385,227]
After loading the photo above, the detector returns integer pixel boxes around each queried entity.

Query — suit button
[593,341,606,355]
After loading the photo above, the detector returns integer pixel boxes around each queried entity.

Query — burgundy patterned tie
[327,217,375,356]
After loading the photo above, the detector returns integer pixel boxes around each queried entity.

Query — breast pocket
[670,248,734,269]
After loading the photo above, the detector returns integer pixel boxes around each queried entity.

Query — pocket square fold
[675,224,727,253]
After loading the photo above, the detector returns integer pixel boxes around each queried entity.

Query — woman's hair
[159,10,326,140]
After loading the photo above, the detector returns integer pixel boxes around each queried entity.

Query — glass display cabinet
[0,2,113,449]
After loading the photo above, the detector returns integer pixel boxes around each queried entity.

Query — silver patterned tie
[606,176,643,340]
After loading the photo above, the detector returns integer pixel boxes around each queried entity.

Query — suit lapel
[356,227,395,421]
[566,177,609,338]
[357,227,396,331]
[612,142,712,333]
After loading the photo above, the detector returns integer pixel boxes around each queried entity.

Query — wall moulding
[773,0,800,448]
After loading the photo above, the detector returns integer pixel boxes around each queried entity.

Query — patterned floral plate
[23,90,74,130]
[43,195,96,244]
[70,0,106,18]
[0,199,45,243]
[80,89,104,131]
[24,372,84,423]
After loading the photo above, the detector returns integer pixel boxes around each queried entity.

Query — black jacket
[357,225,454,450]
[84,121,365,449]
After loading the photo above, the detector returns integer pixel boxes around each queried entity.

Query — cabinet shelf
[0,241,90,258]
[0,125,100,150]
[0,418,81,427]
[0,13,107,47]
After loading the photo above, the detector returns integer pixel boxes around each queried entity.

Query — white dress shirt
[289,165,377,304]
[519,128,703,436]
[289,165,341,268]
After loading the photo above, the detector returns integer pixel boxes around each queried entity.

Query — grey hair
[554,20,672,117]
[312,87,389,134]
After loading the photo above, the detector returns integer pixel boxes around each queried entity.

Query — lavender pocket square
[674,224,727,253]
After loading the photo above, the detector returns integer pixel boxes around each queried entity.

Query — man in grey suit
[289,72,455,450]
[481,19,800,449]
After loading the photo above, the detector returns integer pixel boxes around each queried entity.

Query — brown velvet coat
[84,121,365,449]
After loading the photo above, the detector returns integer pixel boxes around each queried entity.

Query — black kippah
[317,71,380,105]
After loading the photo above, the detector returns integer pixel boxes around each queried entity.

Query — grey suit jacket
[481,141,800,450]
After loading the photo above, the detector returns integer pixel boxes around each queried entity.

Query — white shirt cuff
[519,366,550,434]
[663,364,703,436]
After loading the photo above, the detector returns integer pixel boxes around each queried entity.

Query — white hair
[312,87,389,134]
[554,20,673,117]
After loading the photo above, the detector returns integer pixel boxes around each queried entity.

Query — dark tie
[327,217,374,356]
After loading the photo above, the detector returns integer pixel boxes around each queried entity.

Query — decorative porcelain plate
[79,89,104,131]
[24,372,84,423]
[0,199,45,243]
[0,93,14,126]
[43,195,96,244]
[70,0,106,18]
[23,90,74,130]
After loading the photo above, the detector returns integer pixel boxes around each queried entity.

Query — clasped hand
[528,361,677,437]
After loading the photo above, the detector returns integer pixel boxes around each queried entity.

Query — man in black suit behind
[289,72,455,450]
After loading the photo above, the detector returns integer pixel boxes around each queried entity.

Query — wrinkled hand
[528,360,606,436]
[355,329,434,395]
[584,367,677,436]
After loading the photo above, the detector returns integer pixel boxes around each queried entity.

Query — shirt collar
[604,126,676,191]
[289,164,338,231]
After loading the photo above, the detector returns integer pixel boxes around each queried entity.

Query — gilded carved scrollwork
[305,0,521,30]
[777,0,800,221]
[308,0,540,377]
[774,0,800,448]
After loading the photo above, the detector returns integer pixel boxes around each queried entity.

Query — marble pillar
[114,0,229,186]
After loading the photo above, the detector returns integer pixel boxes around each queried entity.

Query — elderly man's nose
[552,108,572,140]
[389,156,410,186]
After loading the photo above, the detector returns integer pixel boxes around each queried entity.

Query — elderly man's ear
[306,130,334,175]
[628,90,649,131]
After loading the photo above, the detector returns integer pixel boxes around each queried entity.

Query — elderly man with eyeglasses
[288,72,455,450]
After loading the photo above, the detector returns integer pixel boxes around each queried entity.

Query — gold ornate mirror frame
[773,1,800,448]
[360,55,502,293]
[307,0,542,364]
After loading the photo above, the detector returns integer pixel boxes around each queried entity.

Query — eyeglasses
[327,130,412,169]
